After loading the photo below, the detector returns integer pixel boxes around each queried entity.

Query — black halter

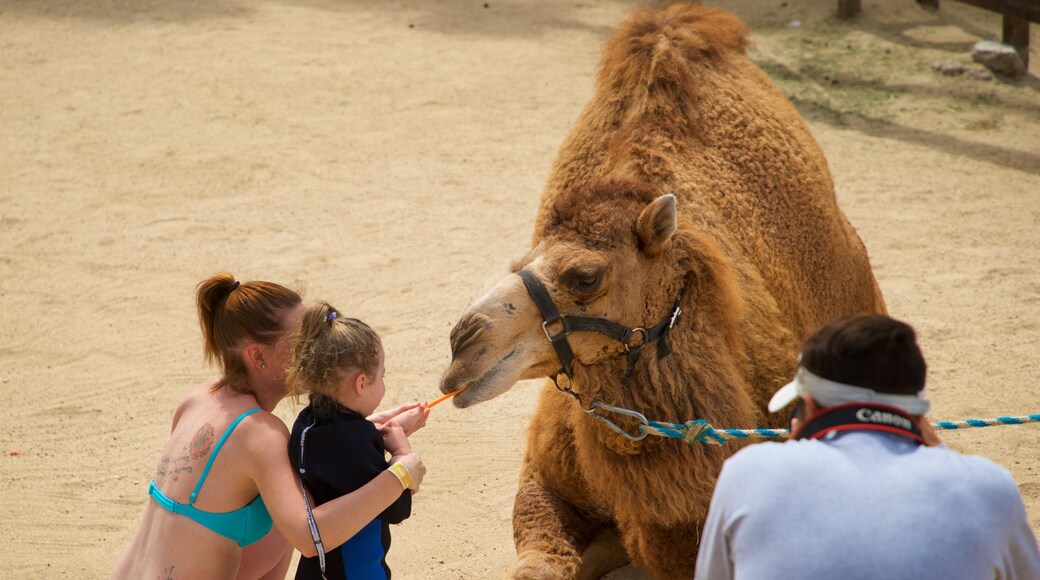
[517,268,684,383]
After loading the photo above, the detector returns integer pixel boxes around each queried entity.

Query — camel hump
[598,4,749,90]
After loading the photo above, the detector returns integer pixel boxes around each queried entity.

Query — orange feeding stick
[427,386,466,408]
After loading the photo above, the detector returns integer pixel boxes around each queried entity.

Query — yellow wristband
[388,462,412,490]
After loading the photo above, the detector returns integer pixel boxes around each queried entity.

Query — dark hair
[800,314,926,395]
[286,301,381,403]
[195,273,302,394]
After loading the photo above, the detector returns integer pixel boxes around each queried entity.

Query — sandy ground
[1,0,1038,578]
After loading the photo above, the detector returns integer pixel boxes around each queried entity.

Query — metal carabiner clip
[586,401,649,441]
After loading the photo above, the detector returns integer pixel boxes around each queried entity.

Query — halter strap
[517,269,684,379]
[189,408,262,506]
[518,269,577,377]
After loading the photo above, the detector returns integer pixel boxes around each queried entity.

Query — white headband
[768,365,930,415]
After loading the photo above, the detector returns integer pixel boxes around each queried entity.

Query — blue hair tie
[327,311,338,322]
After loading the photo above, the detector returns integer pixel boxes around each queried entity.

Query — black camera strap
[793,402,925,445]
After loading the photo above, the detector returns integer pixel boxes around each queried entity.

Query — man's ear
[803,395,820,416]
[790,396,819,434]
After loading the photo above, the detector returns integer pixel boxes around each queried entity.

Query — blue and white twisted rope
[932,414,1040,430]
[640,414,1040,446]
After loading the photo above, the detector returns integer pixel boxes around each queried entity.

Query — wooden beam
[954,0,1040,23]
[838,0,862,18]
[1003,15,1031,68]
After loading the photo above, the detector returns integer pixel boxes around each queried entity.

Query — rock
[971,40,1026,77]
[969,68,993,81]
[931,60,966,76]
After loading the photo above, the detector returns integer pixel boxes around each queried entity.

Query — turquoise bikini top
[148,408,273,547]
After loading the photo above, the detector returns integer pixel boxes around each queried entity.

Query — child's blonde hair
[287,301,381,403]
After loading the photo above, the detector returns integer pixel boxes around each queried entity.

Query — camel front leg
[508,386,620,579]
[577,525,631,580]
[618,516,701,580]
[509,469,601,580]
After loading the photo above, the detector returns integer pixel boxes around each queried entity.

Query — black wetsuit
[289,397,411,580]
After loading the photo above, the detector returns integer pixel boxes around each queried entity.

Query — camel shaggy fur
[439,4,886,578]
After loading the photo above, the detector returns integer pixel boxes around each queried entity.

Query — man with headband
[695,314,1040,579]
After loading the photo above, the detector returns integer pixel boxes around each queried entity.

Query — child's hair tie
[327,311,338,322]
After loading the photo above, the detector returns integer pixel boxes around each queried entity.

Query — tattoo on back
[188,424,215,460]
[153,452,193,483]
[152,423,214,484]
[158,564,174,579]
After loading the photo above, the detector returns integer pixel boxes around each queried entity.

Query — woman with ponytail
[112,274,427,580]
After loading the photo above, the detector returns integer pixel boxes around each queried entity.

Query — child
[286,301,429,580]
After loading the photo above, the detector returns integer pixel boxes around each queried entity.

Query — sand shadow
[792,96,1040,174]
[851,20,1039,91]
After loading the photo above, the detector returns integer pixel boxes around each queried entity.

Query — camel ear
[637,194,676,256]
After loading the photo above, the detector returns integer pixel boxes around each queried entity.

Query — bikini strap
[188,408,263,506]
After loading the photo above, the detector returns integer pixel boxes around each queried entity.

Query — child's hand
[368,402,419,426]
[391,452,426,493]
[369,402,429,435]
[380,422,411,455]
[389,404,430,436]
[370,402,430,436]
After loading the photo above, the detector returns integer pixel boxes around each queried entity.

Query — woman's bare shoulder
[231,411,292,480]
[238,410,291,446]
[169,380,222,427]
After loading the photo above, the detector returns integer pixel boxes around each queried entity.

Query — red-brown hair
[195,273,302,394]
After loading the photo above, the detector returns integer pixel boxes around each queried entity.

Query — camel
[439,4,886,579]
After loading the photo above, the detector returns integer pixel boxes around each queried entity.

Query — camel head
[441,179,687,408]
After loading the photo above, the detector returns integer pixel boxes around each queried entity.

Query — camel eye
[561,268,603,295]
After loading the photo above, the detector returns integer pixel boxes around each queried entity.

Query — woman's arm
[243,414,425,557]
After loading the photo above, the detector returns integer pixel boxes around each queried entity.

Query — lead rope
[584,406,1040,445]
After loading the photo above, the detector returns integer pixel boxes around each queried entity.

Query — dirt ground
[1,0,1037,578]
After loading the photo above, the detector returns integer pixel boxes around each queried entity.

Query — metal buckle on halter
[586,401,649,441]
[669,305,682,328]
[623,327,649,352]
[542,318,567,342]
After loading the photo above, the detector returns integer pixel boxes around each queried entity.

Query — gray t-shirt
[695,430,1040,579]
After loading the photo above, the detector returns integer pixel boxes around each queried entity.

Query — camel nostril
[449,313,491,359]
